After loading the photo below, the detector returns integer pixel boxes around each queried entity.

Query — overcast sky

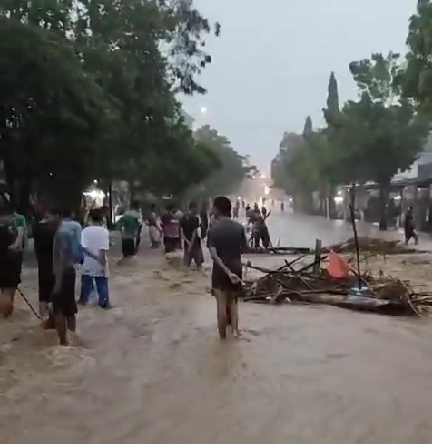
[182,0,417,173]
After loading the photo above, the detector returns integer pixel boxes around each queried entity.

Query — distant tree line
[271,2,432,230]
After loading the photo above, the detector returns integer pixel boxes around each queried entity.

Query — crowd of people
[0,194,262,343]
[11,193,423,344]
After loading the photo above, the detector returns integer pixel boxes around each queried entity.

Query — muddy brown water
[3,213,432,444]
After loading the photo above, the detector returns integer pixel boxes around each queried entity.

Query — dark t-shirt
[33,220,55,268]
[161,212,180,238]
[405,212,414,230]
[200,210,209,239]
[0,215,15,254]
[207,218,247,290]
[180,214,200,243]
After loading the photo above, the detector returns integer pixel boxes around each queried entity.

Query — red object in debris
[328,249,350,278]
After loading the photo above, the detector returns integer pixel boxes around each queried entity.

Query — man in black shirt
[207,196,247,339]
[404,206,418,245]
[33,206,56,321]
[180,202,203,269]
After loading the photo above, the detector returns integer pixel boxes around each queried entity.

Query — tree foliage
[403,0,432,113]
[193,125,255,197]
[0,15,111,205]
[0,0,246,209]
[271,50,429,228]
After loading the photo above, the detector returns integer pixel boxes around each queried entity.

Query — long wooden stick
[349,184,362,290]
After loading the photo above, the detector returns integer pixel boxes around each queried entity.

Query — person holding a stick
[207,196,247,339]
[50,207,79,346]
[180,201,203,270]
[33,204,57,322]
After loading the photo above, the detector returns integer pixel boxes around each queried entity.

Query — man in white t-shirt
[78,208,111,309]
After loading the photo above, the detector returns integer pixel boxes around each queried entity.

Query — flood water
[2,212,432,443]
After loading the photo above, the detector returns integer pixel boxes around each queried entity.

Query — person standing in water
[50,207,78,346]
[57,209,83,266]
[124,200,143,252]
[404,206,418,245]
[0,194,23,317]
[33,204,57,320]
[161,204,181,254]
[117,206,141,259]
[199,202,209,240]
[232,199,240,220]
[148,203,162,249]
[79,208,111,309]
[207,196,247,339]
[180,202,203,270]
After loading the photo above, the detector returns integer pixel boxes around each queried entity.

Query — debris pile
[242,254,432,317]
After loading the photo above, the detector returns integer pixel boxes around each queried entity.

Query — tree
[0,16,111,207]
[403,0,432,113]
[272,132,306,194]
[302,116,313,136]
[0,0,223,207]
[193,125,251,197]
[71,0,222,194]
[273,52,429,225]
[335,52,429,229]
[324,72,340,124]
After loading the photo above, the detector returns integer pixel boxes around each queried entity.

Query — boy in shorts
[50,207,78,345]
[207,196,247,339]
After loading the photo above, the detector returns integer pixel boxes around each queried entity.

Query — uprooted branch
[242,257,432,317]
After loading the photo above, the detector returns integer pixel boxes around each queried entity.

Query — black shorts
[38,263,54,303]
[211,262,242,294]
[183,242,203,266]
[260,226,271,248]
[122,238,136,257]
[164,236,181,254]
[52,267,77,316]
[0,250,22,288]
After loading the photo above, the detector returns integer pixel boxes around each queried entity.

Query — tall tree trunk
[378,180,390,231]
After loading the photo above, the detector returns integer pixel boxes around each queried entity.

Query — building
[393,134,432,183]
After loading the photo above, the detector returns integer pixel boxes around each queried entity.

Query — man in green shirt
[117,212,141,258]
[13,212,27,251]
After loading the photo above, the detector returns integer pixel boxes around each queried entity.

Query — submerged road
[265,208,428,248]
[2,211,432,444]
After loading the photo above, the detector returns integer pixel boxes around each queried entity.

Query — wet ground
[2,212,432,444]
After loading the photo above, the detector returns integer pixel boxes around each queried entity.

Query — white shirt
[81,225,110,277]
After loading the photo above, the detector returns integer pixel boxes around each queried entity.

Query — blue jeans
[79,275,111,308]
